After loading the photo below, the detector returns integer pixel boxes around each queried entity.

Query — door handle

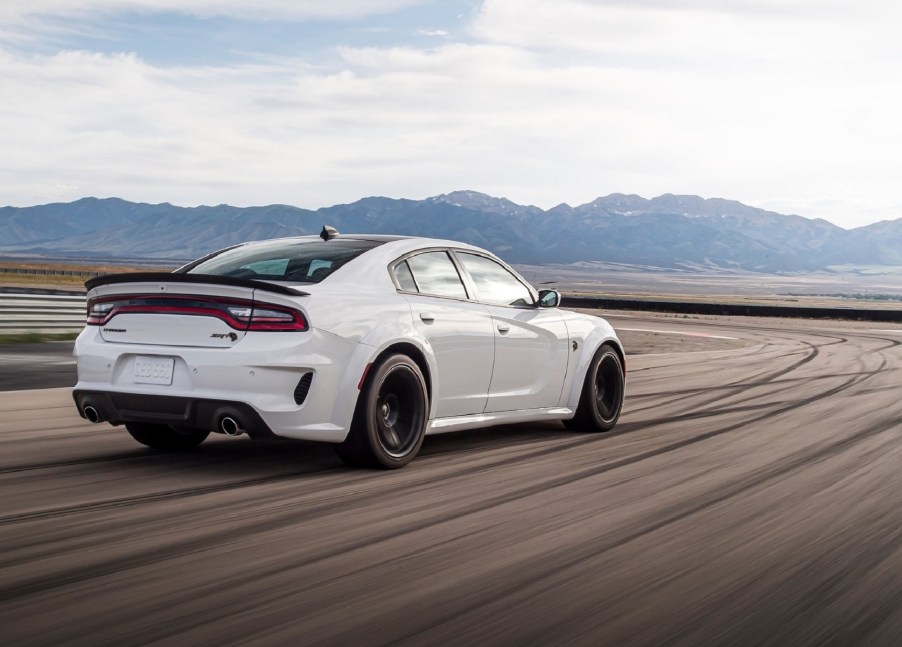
[497,323,510,334]
[419,312,435,323]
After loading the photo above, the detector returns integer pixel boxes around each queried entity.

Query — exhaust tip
[83,405,101,423]
[220,416,244,437]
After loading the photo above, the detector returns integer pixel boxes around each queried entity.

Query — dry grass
[0,262,176,291]
[0,261,171,273]
[0,273,88,288]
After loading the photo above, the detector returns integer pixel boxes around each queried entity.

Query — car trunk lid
[85,273,308,348]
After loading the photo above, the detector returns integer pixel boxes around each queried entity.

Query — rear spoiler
[84,272,310,297]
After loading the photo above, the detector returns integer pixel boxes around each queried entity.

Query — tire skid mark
[647,459,902,645]
[386,414,902,646]
[0,429,113,446]
[0,429,632,599]
[628,347,827,417]
[0,405,73,415]
[1,326,893,608]
[624,345,766,375]
[729,335,842,386]
[613,437,902,647]
[0,345,884,603]
[628,370,884,401]
[857,385,902,396]
[0,334,792,482]
[0,430,601,563]
[43,405,902,647]
[2,336,879,518]
[0,467,340,526]
[628,333,845,416]
[0,451,154,475]
[672,327,896,421]
[0,430,620,565]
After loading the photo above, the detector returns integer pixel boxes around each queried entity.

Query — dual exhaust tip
[83,404,102,423]
[81,402,245,437]
[219,416,245,437]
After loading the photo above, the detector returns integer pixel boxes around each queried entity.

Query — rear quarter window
[392,260,418,292]
[403,251,468,299]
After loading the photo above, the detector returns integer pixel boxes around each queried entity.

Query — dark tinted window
[393,260,418,292]
[182,239,381,283]
[406,251,468,299]
[457,252,533,306]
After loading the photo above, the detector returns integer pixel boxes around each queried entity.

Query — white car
[73,230,626,468]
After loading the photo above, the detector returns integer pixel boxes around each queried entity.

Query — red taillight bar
[86,295,308,332]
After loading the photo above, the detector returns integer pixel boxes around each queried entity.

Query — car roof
[239,234,415,245]
[185,233,526,294]
[235,234,485,255]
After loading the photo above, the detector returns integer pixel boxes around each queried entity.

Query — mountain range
[1,192,900,273]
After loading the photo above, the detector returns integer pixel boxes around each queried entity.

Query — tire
[334,354,429,469]
[125,423,210,451]
[564,343,625,432]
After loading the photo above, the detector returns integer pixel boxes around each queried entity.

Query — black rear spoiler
[84,272,309,297]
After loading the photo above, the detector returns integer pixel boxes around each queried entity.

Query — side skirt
[426,407,575,435]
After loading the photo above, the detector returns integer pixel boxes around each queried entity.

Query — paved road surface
[1,314,901,646]
[0,341,76,391]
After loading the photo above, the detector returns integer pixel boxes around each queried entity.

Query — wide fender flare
[565,330,626,409]
[334,324,440,429]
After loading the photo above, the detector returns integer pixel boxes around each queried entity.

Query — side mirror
[537,289,560,308]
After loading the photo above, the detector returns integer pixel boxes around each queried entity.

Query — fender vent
[294,372,313,405]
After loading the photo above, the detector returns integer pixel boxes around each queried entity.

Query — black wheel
[334,354,428,469]
[564,344,624,432]
[125,423,209,451]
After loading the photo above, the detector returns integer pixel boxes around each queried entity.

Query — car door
[453,251,570,413]
[394,250,495,419]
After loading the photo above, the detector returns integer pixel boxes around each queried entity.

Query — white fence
[0,293,86,333]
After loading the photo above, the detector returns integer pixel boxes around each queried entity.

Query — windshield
[181,239,382,283]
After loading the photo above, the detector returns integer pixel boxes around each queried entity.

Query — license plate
[133,356,175,385]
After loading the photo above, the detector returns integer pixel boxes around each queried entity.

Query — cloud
[0,0,430,22]
[0,0,900,228]
[0,0,436,48]
[471,0,902,67]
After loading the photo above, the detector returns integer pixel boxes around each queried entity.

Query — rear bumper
[73,390,277,438]
[73,325,374,443]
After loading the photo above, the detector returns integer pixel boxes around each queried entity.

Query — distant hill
[1,191,899,272]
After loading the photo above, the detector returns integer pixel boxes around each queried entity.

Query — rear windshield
[181,239,382,283]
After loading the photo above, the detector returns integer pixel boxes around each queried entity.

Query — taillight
[86,295,308,332]
[224,304,308,331]
[86,300,115,325]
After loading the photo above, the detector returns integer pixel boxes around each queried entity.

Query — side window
[393,260,418,292]
[456,252,534,307]
[405,251,468,299]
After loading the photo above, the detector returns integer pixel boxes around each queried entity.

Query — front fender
[564,322,625,410]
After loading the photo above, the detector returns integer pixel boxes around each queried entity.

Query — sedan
[73,230,626,468]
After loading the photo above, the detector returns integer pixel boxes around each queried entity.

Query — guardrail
[2,291,899,335]
[0,293,86,333]
[561,296,902,323]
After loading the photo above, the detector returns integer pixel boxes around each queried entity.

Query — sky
[1,0,900,229]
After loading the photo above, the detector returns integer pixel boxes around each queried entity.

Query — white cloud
[0,0,429,22]
[471,0,902,67]
[0,0,900,228]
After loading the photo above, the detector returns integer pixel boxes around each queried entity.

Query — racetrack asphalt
[1,313,901,646]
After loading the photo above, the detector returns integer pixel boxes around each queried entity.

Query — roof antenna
[320,225,339,241]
